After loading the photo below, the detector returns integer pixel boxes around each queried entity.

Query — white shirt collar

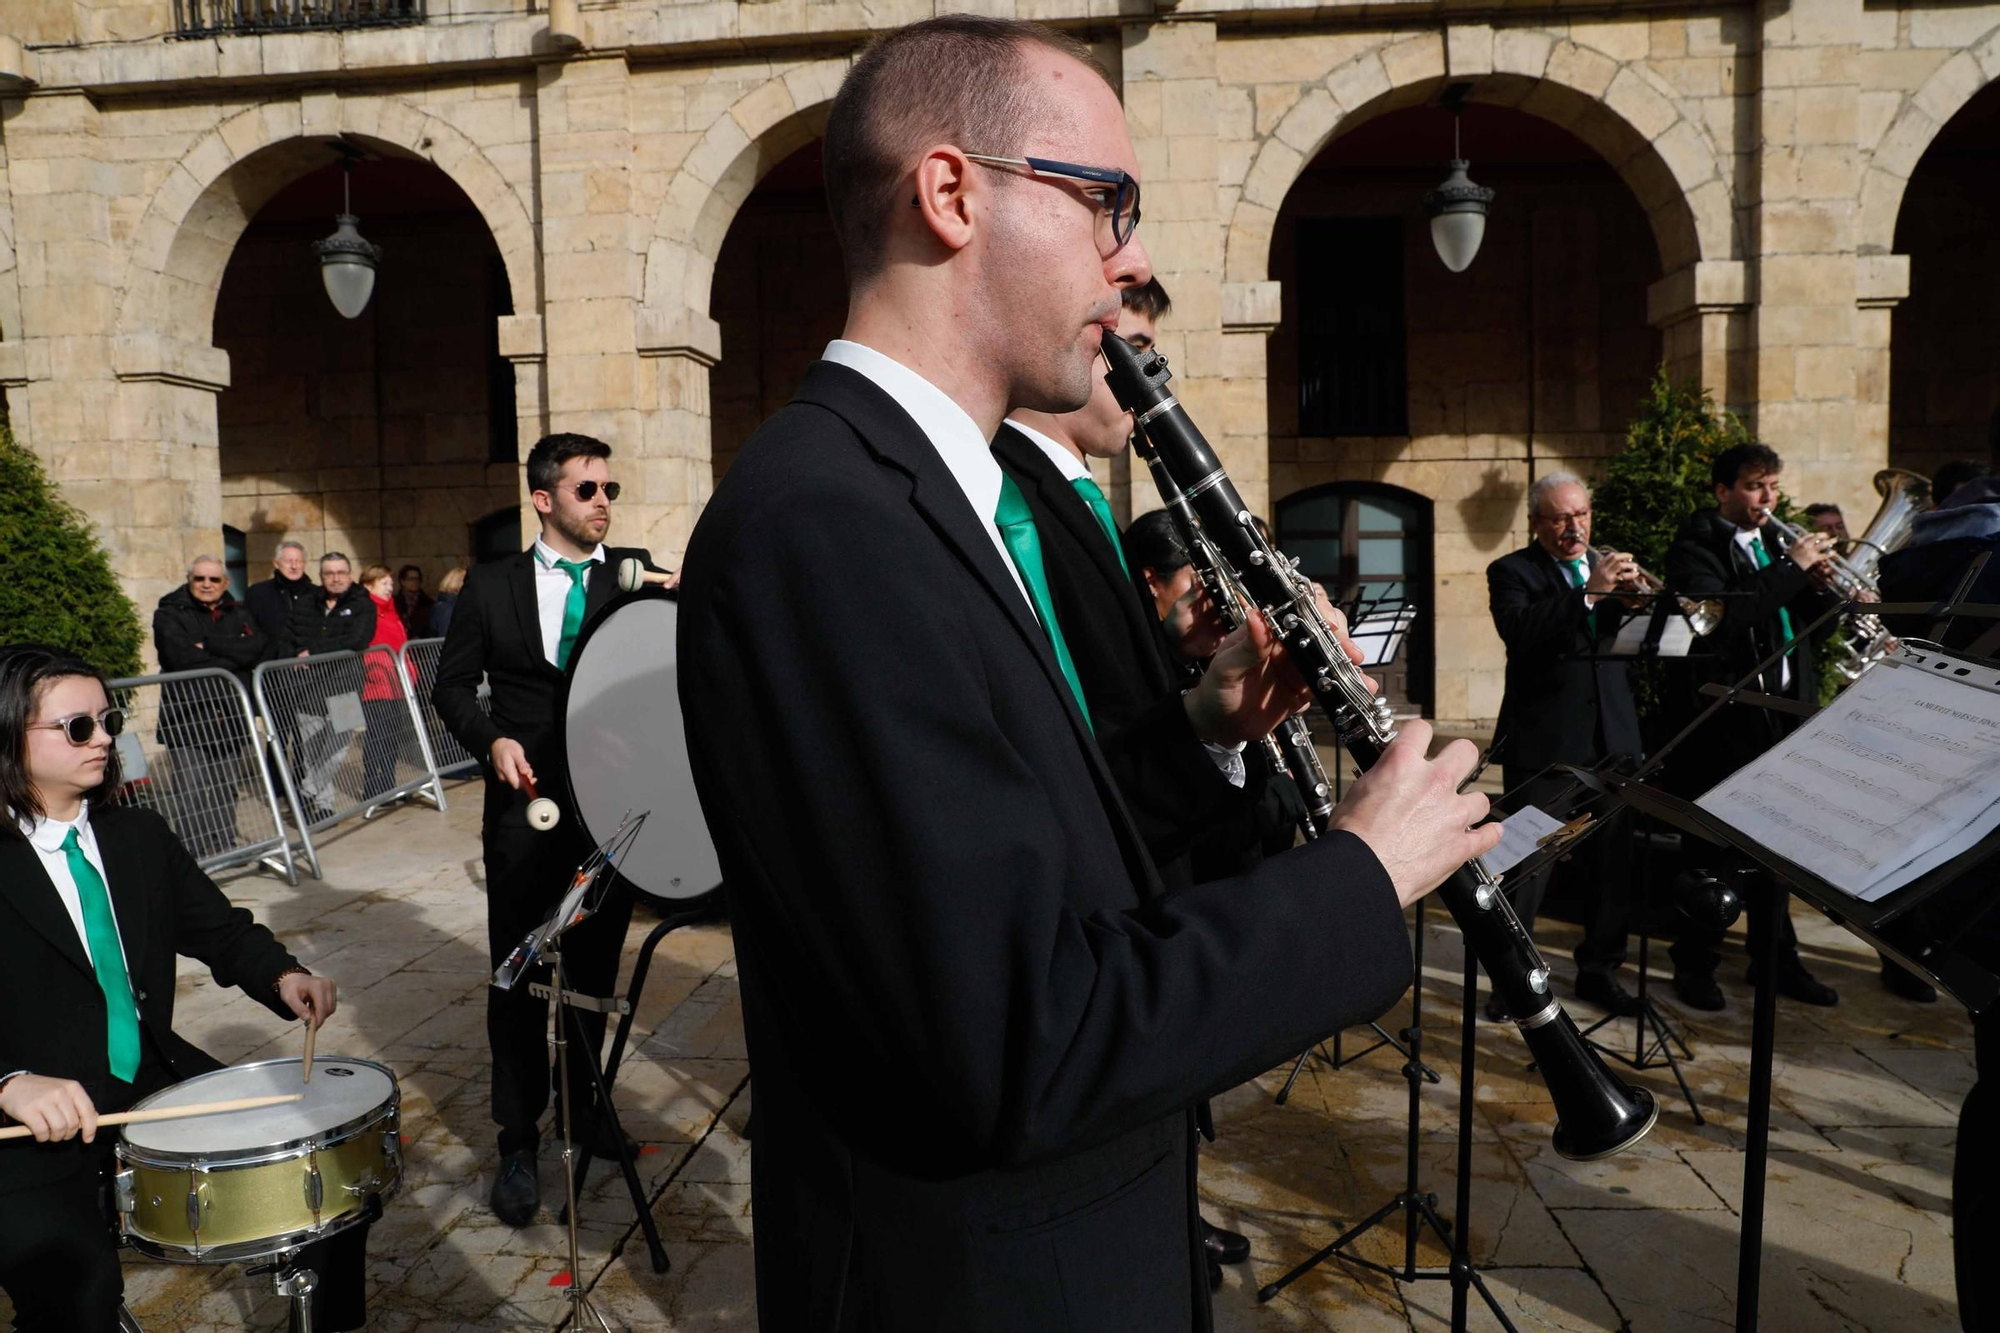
[533,537,606,569]
[17,806,87,854]
[824,340,1001,518]
[1005,419,1093,484]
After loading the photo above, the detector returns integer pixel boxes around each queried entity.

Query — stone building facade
[1,0,1996,723]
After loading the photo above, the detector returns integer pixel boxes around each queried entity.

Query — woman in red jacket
[358,565,415,801]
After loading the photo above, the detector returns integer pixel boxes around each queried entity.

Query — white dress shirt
[532,537,606,667]
[1004,421,1246,788]
[824,340,1033,612]
[1734,525,1791,688]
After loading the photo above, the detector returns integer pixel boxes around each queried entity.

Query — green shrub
[0,427,145,678]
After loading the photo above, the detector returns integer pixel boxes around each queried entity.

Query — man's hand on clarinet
[0,1074,100,1144]
[1185,591,1375,746]
[490,737,535,791]
[1330,721,1502,909]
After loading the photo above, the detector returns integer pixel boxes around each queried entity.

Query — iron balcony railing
[173,0,426,39]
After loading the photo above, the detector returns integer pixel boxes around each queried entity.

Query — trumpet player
[1486,472,1645,1021]
[1663,442,1848,1010]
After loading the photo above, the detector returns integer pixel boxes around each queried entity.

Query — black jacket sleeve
[151,606,210,674]
[433,572,504,760]
[335,595,377,653]
[155,813,299,1020]
[1666,526,1812,637]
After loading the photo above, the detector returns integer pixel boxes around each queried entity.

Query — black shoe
[1483,991,1508,1022]
[1749,961,1839,1007]
[489,1148,540,1226]
[1574,972,1644,1018]
[1672,971,1726,1012]
[1881,960,1939,1004]
[1207,1257,1223,1292]
[1201,1218,1251,1266]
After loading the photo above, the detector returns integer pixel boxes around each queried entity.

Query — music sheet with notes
[1697,647,2000,902]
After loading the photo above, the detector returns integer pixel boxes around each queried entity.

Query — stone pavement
[7,784,1970,1331]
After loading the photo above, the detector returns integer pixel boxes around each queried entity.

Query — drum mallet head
[523,778,561,832]
[618,557,677,593]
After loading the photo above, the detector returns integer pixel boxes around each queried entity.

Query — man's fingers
[1433,736,1483,787]
[76,1092,98,1145]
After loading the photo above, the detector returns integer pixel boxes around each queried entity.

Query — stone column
[1751,0,1878,512]
[1647,260,1751,407]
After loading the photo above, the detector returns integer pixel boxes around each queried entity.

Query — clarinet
[1132,432,1334,840]
[1102,333,1656,1161]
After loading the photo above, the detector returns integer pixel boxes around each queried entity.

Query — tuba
[1843,468,1931,583]
[1101,333,1657,1161]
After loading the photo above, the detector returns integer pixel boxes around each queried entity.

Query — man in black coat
[271,551,375,821]
[245,540,318,641]
[278,552,375,658]
[432,432,670,1227]
[1663,442,1845,1010]
[1486,471,1645,1019]
[678,19,1498,1332]
[152,555,269,858]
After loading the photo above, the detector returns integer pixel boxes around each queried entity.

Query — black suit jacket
[0,805,299,1194]
[679,361,1411,1333]
[1664,509,1839,789]
[991,426,1256,886]
[431,544,661,805]
[1486,544,1642,781]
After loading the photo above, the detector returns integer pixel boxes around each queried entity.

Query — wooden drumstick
[0,1093,304,1141]
[302,1017,318,1084]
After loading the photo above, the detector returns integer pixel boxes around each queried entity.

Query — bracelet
[272,966,312,997]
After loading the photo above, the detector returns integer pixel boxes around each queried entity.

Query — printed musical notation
[1699,649,2000,902]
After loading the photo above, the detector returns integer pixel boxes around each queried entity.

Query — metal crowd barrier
[107,667,301,886]
[252,646,449,880]
[399,637,485,778]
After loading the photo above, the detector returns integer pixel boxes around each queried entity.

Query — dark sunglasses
[189,575,225,585]
[561,480,620,503]
[33,709,126,746]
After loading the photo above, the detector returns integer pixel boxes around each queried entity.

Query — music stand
[493,811,669,1330]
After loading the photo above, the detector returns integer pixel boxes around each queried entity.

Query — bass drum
[558,588,722,908]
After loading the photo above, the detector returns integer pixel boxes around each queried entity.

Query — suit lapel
[92,811,148,973]
[0,834,96,979]
[508,550,561,679]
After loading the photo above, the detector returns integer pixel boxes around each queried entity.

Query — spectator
[150,555,268,858]
[245,541,317,642]
[429,567,467,638]
[276,553,376,822]
[1804,502,1849,541]
[394,564,433,641]
[357,565,415,801]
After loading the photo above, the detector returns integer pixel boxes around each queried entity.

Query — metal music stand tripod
[1275,591,1436,1100]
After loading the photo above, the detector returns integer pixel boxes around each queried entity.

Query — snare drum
[115,1056,401,1264]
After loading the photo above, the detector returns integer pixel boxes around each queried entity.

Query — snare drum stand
[544,938,626,1333]
[272,1256,318,1333]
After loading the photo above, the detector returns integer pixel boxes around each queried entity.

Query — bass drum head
[560,590,722,904]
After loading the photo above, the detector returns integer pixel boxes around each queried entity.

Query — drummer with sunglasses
[0,643,365,1332]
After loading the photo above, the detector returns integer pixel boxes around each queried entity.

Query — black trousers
[360,699,409,800]
[1500,770,1631,979]
[482,774,635,1156]
[1957,1003,1997,1333]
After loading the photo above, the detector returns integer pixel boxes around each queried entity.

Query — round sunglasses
[32,708,126,746]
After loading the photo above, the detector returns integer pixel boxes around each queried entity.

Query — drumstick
[0,1093,305,1141]
[302,1017,318,1084]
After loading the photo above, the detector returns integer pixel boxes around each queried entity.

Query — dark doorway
[1276,482,1434,714]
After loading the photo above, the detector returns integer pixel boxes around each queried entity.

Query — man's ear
[531,490,554,517]
[910,146,977,253]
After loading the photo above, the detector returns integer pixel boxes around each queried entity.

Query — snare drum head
[124,1057,396,1155]
[560,591,722,902]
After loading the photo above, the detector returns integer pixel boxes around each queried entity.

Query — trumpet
[1754,509,1895,679]
[1589,547,1724,636]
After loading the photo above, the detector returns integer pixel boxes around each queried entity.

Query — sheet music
[1349,608,1416,668]
[1697,648,2000,901]
[1477,805,1566,878]
[1609,609,1695,657]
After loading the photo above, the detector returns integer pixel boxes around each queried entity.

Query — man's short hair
[1122,509,1189,574]
[320,551,352,571]
[1932,458,1993,507]
[1803,503,1843,520]
[823,15,1108,283]
[1712,442,1782,488]
[397,564,423,581]
[1528,470,1588,519]
[276,540,306,559]
[526,433,613,495]
[186,554,224,575]
[1123,278,1172,322]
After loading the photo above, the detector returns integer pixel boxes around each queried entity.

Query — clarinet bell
[1674,869,1741,930]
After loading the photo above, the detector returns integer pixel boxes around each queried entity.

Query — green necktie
[553,558,590,670]
[62,828,140,1083]
[1748,538,1796,649]
[1566,559,1598,637]
[1071,476,1130,576]
[995,475,1092,729]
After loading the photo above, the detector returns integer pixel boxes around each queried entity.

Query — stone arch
[118,95,539,348]
[1859,31,2000,254]
[1225,34,1733,287]
[641,59,847,318]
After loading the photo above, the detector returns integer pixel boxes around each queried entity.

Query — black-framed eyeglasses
[562,480,620,503]
[32,709,126,746]
[961,153,1143,255]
